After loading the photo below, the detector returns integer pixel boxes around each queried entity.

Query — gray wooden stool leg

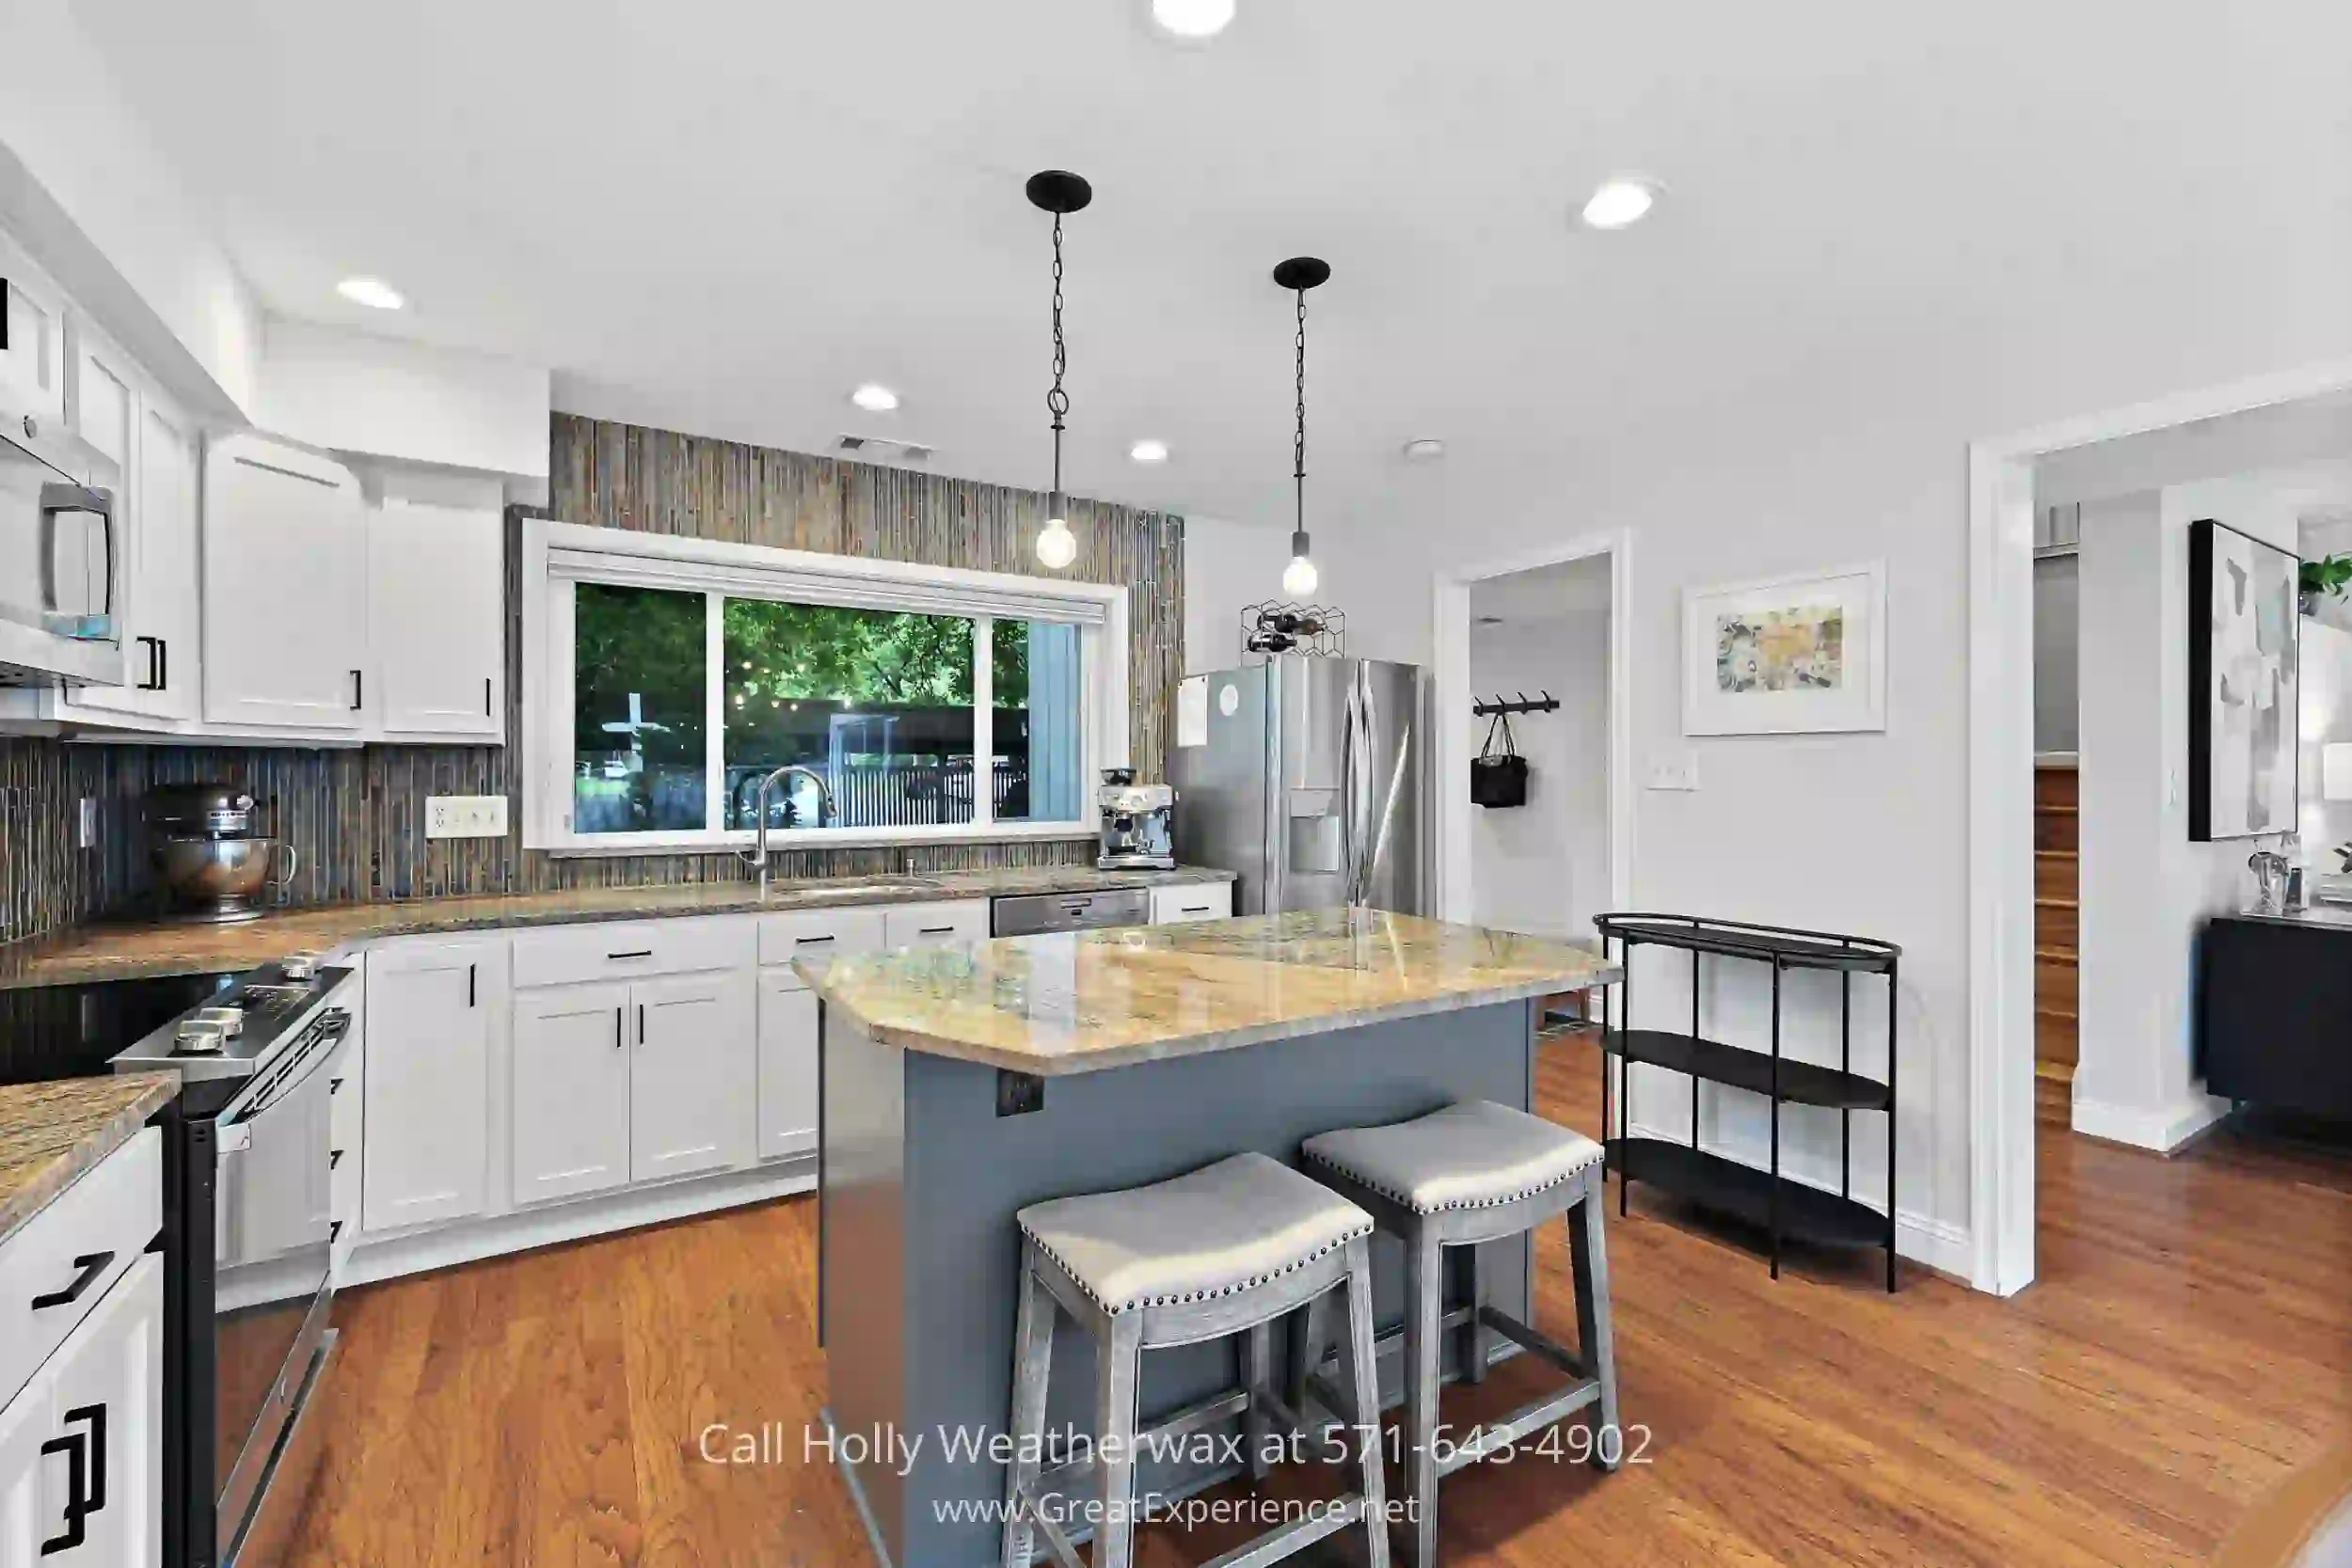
[1095,1313,1144,1568]
[1568,1182,1621,1472]
[1458,1242,1487,1386]
[1335,1235,1393,1568]
[1402,1224,1444,1567]
[1243,1321,1274,1481]
[1002,1243,1056,1568]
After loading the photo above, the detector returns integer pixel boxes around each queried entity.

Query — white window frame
[520,518,1128,855]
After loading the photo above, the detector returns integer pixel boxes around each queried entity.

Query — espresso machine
[1096,768,1175,870]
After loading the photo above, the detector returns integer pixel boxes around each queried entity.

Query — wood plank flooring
[284,1035,2352,1566]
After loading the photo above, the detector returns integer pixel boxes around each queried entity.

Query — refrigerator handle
[1343,666,1375,906]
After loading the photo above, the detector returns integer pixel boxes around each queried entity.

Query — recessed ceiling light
[1402,438,1447,463]
[1151,0,1235,39]
[850,384,900,413]
[1129,439,1169,464]
[1581,176,1661,230]
[335,277,405,310]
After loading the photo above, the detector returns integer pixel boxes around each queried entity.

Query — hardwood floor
[285,1035,2352,1566]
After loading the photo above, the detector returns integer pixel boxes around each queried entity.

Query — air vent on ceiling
[836,434,933,465]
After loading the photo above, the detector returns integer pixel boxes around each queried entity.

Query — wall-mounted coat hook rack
[1472,690,1559,718]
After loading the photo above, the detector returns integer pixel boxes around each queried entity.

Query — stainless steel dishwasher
[991,887,1151,936]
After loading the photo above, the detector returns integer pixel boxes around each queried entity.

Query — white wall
[0,0,260,420]
[1182,516,1293,674]
[1468,588,1609,944]
[259,319,551,480]
[2074,477,2301,1150]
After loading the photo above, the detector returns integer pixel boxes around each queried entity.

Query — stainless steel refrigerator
[1168,657,1424,915]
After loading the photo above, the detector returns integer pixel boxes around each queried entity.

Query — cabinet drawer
[512,916,755,990]
[757,907,887,981]
[1151,882,1232,925]
[0,1128,160,1409]
[883,900,991,948]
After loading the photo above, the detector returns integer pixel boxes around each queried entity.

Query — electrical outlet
[425,795,510,840]
[76,797,99,850]
[1645,752,1701,791]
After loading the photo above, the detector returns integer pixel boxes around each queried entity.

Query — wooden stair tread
[2035,804,2080,816]
[2035,946,2079,963]
[2036,849,2079,861]
[2035,1002,2079,1021]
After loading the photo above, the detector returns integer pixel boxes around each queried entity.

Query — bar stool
[1301,1101,1620,1566]
[1002,1151,1392,1568]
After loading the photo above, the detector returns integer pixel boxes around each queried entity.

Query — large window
[529,522,1126,852]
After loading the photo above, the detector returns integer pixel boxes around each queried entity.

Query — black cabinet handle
[329,1149,344,1169]
[918,926,956,936]
[330,1076,344,1095]
[638,1003,646,1044]
[350,669,363,710]
[468,963,477,1007]
[134,636,161,690]
[329,1220,342,1243]
[606,949,654,960]
[484,675,492,717]
[158,637,167,692]
[615,1007,625,1050]
[31,1251,114,1311]
[39,1402,106,1554]
[794,935,835,946]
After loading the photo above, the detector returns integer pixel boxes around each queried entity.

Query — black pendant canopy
[1271,256,1331,293]
[1025,170,1094,215]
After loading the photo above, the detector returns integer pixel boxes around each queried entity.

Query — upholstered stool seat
[1301,1099,1604,1215]
[1301,1101,1622,1566]
[1001,1152,1391,1568]
[1017,1150,1372,1317]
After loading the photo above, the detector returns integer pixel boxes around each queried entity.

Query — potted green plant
[2302,554,2352,615]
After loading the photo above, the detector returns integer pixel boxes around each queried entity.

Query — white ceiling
[74,0,2352,531]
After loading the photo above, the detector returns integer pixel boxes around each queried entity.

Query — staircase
[2034,764,2078,1080]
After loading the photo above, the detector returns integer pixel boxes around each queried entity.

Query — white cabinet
[756,971,819,1161]
[0,246,68,427]
[62,398,199,724]
[368,491,503,739]
[363,938,504,1232]
[631,971,755,1183]
[1151,882,1232,925]
[0,1254,164,1568]
[882,900,991,948]
[511,983,633,1205]
[202,434,368,731]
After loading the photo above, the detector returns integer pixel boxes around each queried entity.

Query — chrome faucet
[741,764,834,895]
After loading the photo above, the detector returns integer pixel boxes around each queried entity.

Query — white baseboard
[2068,1091,2233,1154]
[341,1156,815,1288]
[1622,1120,1972,1280]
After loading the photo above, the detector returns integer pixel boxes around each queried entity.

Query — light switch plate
[76,797,99,849]
[1645,752,1701,791]
[425,795,509,839]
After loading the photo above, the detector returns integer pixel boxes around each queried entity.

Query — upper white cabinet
[363,938,505,1232]
[368,484,503,740]
[0,246,69,427]
[202,434,369,731]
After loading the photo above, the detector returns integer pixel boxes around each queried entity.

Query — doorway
[1431,532,1632,941]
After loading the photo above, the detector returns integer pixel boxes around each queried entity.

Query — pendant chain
[1048,213,1069,507]
[1293,288,1308,532]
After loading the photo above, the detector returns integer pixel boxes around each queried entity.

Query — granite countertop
[0,1073,179,1244]
[0,865,1235,991]
[797,907,1619,1077]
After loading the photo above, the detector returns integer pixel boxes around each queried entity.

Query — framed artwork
[1682,562,1887,736]
[2189,517,2299,841]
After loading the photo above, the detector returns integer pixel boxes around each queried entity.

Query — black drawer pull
[39,1402,106,1553]
[330,1220,343,1243]
[32,1252,114,1311]
[793,935,835,946]
[607,949,654,960]
[330,1149,344,1169]
[918,926,956,936]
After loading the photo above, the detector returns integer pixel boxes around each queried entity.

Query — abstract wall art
[2189,517,2299,841]
[1682,562,1887,735]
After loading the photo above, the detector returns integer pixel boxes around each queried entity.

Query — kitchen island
[798,907,1616,1568]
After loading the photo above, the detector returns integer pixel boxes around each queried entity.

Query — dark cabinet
[2200,913,2352,1119]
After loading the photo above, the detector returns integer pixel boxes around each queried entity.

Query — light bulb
[1152,0,1235,38]
[1283,554,1318,596]
[1037,517,1077,569]
[1581,177,1660,230]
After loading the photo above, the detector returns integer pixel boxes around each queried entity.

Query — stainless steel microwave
[0,388,121,686]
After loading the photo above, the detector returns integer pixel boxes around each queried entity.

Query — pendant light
[1026,170,1092,570]
[1273,256,1329,597]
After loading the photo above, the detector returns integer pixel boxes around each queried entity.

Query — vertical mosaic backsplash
[0,414,1186,948]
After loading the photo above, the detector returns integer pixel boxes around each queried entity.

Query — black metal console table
[1593,913,1901,1291]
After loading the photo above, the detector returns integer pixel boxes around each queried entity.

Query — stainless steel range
[106,956,353,1568]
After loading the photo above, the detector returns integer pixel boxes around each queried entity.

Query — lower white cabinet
[1151,882,1233,925]
[0,1253,164,1567]
[511,983,633,1205]
[363,938,506,1232]
[882,899,991,948]
[756,972,819,1161]
[630,971,756,1182]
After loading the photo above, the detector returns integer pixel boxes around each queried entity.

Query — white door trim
[1430,530,1634,934]
[1966,356,2352,1297]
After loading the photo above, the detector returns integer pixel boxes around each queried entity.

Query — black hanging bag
[1471,712,1530,809]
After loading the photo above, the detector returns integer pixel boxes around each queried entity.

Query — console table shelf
[1594,912,1901,1291]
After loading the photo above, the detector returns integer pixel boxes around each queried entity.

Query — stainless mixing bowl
[152,836,297,923]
